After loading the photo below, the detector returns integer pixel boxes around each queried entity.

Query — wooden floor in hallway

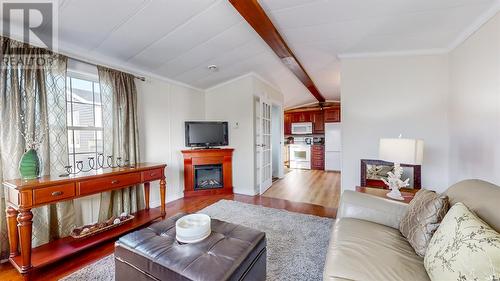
[263,169,341,209]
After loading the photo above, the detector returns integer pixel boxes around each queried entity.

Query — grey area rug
[60,200,334,281]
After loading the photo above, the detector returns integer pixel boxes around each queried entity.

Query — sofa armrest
[337,190,409,229]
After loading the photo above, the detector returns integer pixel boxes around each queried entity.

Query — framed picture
[360,159,421,190]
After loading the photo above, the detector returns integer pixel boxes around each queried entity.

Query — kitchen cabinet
[284,104,340,136]
[291,111,312,123]
[311,144,325,170]
[324,107,340,122]
[302,112,312,122]
[284,113,292,135]
[312,111,324,133]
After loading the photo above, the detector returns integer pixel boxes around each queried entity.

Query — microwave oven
[291,122,313,135]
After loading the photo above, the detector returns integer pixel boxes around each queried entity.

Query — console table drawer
[78,173,141,196]
[142,168,163,182]
[33,183,75,205]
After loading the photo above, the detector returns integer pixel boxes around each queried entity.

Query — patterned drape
[0,37,76,259]
[97,66,143,221]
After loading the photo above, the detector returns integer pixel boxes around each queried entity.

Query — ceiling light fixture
[208,65,218,71]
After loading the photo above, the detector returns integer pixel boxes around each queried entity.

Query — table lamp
[378,137,424,200]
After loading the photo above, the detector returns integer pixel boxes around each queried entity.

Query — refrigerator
[325,123,341,171]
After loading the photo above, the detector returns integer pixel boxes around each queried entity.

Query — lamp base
[386,189,404,201]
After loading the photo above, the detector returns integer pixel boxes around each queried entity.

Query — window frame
[66,70,104,168]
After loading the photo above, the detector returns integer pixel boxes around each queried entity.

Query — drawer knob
[51,191,63,196]
[111,180,119,184]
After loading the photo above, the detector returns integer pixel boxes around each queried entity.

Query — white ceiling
[3,0,499,107]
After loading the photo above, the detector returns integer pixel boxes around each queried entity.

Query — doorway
[254,96,283,195]
[254,96,272,194]
[271,104,281,181]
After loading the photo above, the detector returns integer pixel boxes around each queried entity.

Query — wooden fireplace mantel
[181,148,234,197]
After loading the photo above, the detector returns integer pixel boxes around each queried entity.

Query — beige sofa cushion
[445,179,500,232]
[424,203,500,281]
[324,218,430,281]
[399,189,449,257]
[337,190,409,229]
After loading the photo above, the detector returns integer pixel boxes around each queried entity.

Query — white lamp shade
[379,138,424,165]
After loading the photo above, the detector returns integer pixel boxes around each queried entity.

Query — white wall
[448,13,500,185]
[253,74,284,104]
[137,79,205,206]
[341,55,450,192]
[205,76,256,195]
[205,74,284,195]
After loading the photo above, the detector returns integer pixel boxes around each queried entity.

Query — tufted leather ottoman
[114,213,266,281]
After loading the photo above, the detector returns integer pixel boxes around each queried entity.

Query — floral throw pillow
[424,202,500,281]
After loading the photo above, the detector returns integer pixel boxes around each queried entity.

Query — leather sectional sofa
[323,179,500,280]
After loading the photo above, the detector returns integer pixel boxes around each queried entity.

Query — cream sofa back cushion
[424,203,500,280]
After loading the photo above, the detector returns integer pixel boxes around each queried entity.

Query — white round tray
[176,214,211,243]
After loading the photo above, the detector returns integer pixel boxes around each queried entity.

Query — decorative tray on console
[70,214,134,239]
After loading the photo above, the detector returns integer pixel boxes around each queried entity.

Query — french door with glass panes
[255,96,272,194]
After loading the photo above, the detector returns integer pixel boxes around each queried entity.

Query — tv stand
[181,148,234,197]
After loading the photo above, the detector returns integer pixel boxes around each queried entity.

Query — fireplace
[182,148,234,197]
[194,164,223,190]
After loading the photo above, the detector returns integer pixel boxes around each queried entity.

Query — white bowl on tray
[175,214,211,243]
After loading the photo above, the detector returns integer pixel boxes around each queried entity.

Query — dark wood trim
[229,0,325,103]
[285,102,340,113]
[360,159,421,189]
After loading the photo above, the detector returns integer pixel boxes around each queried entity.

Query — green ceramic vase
[19,148,41,180]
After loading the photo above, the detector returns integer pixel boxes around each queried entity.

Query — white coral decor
[382,163,409,200]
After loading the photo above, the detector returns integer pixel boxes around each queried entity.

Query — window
[66,75,104,170]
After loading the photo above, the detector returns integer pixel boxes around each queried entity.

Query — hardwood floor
[263,169,341,209]
[0,194,336,281]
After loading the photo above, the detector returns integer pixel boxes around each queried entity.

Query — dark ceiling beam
[229,0,325,103]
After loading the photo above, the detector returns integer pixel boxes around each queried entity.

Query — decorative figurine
[381,163,409,200]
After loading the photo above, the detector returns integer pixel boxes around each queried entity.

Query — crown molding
[447,1,500,51]
[337,48,449,60]
[204,71,282,94]
[204,72,255,92]
[59,45,204,92]
[338,1,500,60]
[250,72,282,94]
[1,33,204,92]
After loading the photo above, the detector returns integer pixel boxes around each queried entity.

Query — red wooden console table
[3,163,167,280]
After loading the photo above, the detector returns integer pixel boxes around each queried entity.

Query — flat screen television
[185,121,229,148]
